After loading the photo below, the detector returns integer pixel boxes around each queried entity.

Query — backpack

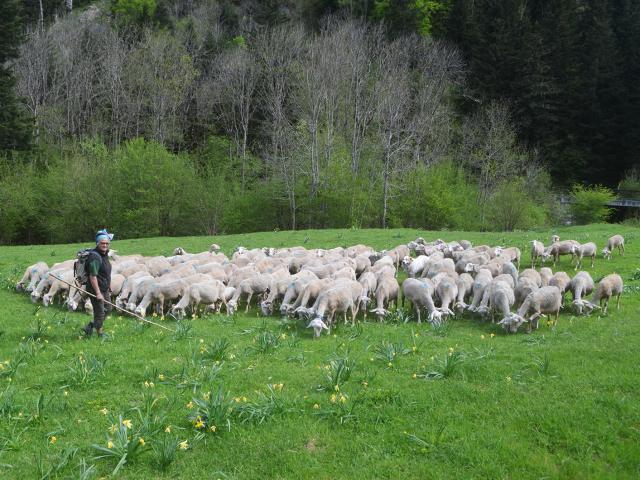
[74,249,99,287]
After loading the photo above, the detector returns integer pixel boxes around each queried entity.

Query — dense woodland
[0,0,638,244]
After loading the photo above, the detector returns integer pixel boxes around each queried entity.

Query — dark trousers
[89,292,112,330]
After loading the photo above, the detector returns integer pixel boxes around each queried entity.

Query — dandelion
[99,408,108,415]
[122,419,132,429]
[107,441,114,449]
[234,397,241,403]
[178,440,189,450]
[275,383,284,391]
[415,333,420,337]
[313,404,320,409]
[209,425,217,433]
[199,339,204,343]
[194,418,205,429]
[330,394,337,404]
[186,401,194,409]
[139,438,145,446]
[109,424,117,434]
[49,436,57,444]
[164,425,172,433]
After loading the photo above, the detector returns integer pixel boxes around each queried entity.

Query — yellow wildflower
[109,424,117,434]
[209,425,217,433]
[480,335,485,340]
[194,419,205,429]
[158,374,165,381]
[412,373,417,379]
[99,408,108,415]
[339,395,347,404]
[362,381,368,387]
[313,403,320,409]
[122,419,132,429]
[387,362,393,368]
[506,376,512,382]
[330,394,337,403]
[242,396,247,402]
[152,312,157,317]
[107,441,114,449]
[448,347,454,353]
[490,333,495,338]
[178,440,189,450]
[186,401,194,409]
[202,391,211,400]
[412,346,417,352]
[334,384,340,391]
[49,436,57,444]
[280,333,287,339]
[164,425,172,433]
[229,353,236,359]
[139,438,145,446]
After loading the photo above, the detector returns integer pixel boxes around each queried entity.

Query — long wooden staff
[48,273,175,332]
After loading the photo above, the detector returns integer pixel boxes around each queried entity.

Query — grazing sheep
[542,240,580,266]
[514,277,539,309]
[227,273,275,314]
[500,286,562,333]
[574,242,597,269]
[530,240,545,268]
[42,270,74,307]
[402,255,431,277]
[495,247,521,267]
[551,234,560,244]
[16,262,49,292]
[357,271,378,316]
[467,269,494,312]
[602,235,625,259]
[475,277,514,318]
[539,267,553,287]
[435,275,458,318]
[209,243,221,253]
[568,271,595,314]
[549,271,571,302]
[518,268,542,287]
[584,273,623,314]
[402,278,442,325]
[135,279,189,317]
[171,280,227,319]
[369,275,400,321]
[307,318,330,338]
[290,278,334,316]
[308,282,362,326]
[454,273,474,311]
[477,283,515,323]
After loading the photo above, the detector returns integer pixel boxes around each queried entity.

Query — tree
[0,0,32,151]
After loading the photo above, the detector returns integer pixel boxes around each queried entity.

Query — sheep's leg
[620,244,625,256]
[245,293,253,313]
[590,255,594,268]
[616,293,621,310]
[415,305,421,325]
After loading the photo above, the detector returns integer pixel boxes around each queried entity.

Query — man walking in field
[82,229,113,337]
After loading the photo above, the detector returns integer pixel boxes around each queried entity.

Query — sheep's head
[601,248,611,259]
[226,300,238,315]
[135,306,147,317]
[439,306,455,317]
[454,301,467,312]
[209,243,221,253]
[369,307,388,319]
[173,247,186,256]
[498,314,527,333]
[31,291,42,303]
[464,263,476,273]
[541,252,551,263]
[260,300,273,316]
[171,305,186,320]
[15,282,25,292]
[295,306,314,319]
[42,294,53,307]
[401,256,412,268]
[307,318,329,338]
[551,235,560,243]
[428,309,443,326]
[359,296,372,307]
[475,305,490,316]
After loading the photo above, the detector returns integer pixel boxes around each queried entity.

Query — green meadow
[0,225,638,479]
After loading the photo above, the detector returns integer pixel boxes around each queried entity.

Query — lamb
[530,240,545,268]
[369,275,400,321]
[602,235,625,259]
[435,275,458,317]
[401,278,443,325]
[500,286,562,333]
[454,273,474,311]
[574,242,597,269]
[583,273,623,314]
[16,262,49,292]
[171,280,227,319]
[568,271,595,314]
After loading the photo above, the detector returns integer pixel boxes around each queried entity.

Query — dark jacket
[86,248,111,294]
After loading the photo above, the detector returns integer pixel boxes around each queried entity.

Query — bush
[618,166,640,192]
[569,184,615,225]
[485,178,548,231]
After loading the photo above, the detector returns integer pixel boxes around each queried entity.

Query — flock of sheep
[15,234,626,336]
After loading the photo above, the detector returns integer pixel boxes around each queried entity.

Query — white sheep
[16,261,49,292]
[568,271,595,314]
[574,242,597,270]
[602,235,625,259]
[401,278,442,325]
[530,240,544,268]
[500,286,562,333]
[369,275,400,321]
[583,273,623,314]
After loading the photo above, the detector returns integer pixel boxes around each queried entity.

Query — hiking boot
[82,323,94,337]
[96,328,104,338]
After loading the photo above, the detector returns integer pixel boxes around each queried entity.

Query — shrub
[569,184,615,224]
[485,178,548,231]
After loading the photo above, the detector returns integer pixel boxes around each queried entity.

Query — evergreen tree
[0,0,31,152]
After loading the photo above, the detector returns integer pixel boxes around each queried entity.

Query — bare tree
[206,47,259,190]
[255,24,305,230]
[373,39,415,228]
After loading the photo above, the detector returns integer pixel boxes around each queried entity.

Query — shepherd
[82,229,114,337]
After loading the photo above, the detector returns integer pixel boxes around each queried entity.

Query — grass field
[0,224,639,479]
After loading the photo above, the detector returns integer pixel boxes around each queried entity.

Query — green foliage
[389,162,480,230]
[485,178,548,231]
[618,166,640,191]
[570,184,615,225]
[112,0,157,26]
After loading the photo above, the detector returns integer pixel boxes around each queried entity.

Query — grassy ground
[0,224,638,479]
